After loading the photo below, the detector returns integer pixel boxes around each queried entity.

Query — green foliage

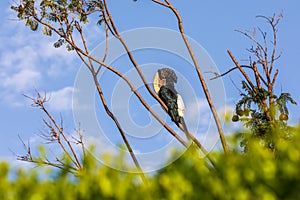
[233,80,296,150]
[229,14,296,152]
[53,38,65,48]
[78,13,89,23]
[1,126,300,199]
[276,93,297,115]
[42,26,52,36]
[11,0,103,48]
[8,2,299,199]
[25,18,39,31]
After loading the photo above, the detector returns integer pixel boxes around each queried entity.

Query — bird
[153,68,190,140]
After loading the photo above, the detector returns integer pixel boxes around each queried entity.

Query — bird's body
[158,85,180,124]
[153,68,190,140]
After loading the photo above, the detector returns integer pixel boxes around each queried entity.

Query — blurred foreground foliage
[1,125,300,200]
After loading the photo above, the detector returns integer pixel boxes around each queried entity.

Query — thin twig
[252,62,261,89]
[72,35,146,181]
[41,104,82,169]
[96,23,109,76]
[227,50,256,92]
[75,46,188,148]
[152,0,228,152]
[271,69,279,86]
[34,0,190,151]
[152,0,169,7]
[28,2,215,167]
[235,29,268,61]
[208,65,268,87]
[24,93,82,169]
[227,50,271,120]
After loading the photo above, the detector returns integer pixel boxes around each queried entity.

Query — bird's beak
[153,72,161,93]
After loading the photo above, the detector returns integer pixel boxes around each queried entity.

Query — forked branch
[151,0,229,153]
[20,92,84,173]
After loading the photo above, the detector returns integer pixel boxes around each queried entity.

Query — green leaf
[26,19,39,31]
[66,44,74,51]
[53,38,65,48]
[78,14,89,23]
[30,20,39,31]
[42,26,52,36]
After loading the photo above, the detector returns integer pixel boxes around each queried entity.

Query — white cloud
[0,43,42,105]
[186,97,210,119]
[47,87,74,111]
[184,97,211,134]
[41,40,77,78]
[2,69,41,91]
[0,16,78,106]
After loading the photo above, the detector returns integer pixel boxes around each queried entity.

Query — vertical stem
[103,0,168,110]
[74,48,146,181]
[72,41,189,148]
[40,104,82,169]
[228,50,270,120]
[103,0,215,152]
[166,2,229,153]
[72,27,146,181]
[252,62,261,89]
[228,50,256,91]
[94,76,147,182]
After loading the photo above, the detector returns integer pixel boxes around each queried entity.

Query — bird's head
[153,68,177,93]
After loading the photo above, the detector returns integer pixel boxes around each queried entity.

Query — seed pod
[236,109,244,116]
[18,5,23,12]
[279,113,288,121]
[232,115,239,122]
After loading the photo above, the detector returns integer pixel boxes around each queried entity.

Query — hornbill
[153,68,190,140]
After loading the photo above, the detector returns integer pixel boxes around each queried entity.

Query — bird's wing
[176,94,191,140]
[177,94,185,118]
[158,86,180,123]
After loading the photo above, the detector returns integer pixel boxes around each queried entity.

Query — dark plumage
[158,68,177,86]
[153,68,191,140]
[158,85,180,124]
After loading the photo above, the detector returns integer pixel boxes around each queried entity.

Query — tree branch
[22,1,215,168]
[227,50,256,92]
[72,29,146,181]
[101,0,214,154]
[152,0,229,153]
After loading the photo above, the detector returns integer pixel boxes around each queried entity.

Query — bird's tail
[178,117,192,141]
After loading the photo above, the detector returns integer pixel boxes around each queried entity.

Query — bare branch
[31,0,191,152]
[16,134,78,173]
[235,29,268,58]
[96,24,109,76]
[227,50,256,92]
[24,92,82,169]
[18,1,216,169]
[93,75,147,181]
[208,65,251,79]
[102,0,171,115]
[252,62,261,89]
[208,65,267,87]
[271,69,279,86]
[69,25,146,180]
[152,0,169,7]
[152,0,229,153]
[74,43,146,181]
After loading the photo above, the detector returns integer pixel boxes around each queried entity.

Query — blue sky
[0,0,299,171]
